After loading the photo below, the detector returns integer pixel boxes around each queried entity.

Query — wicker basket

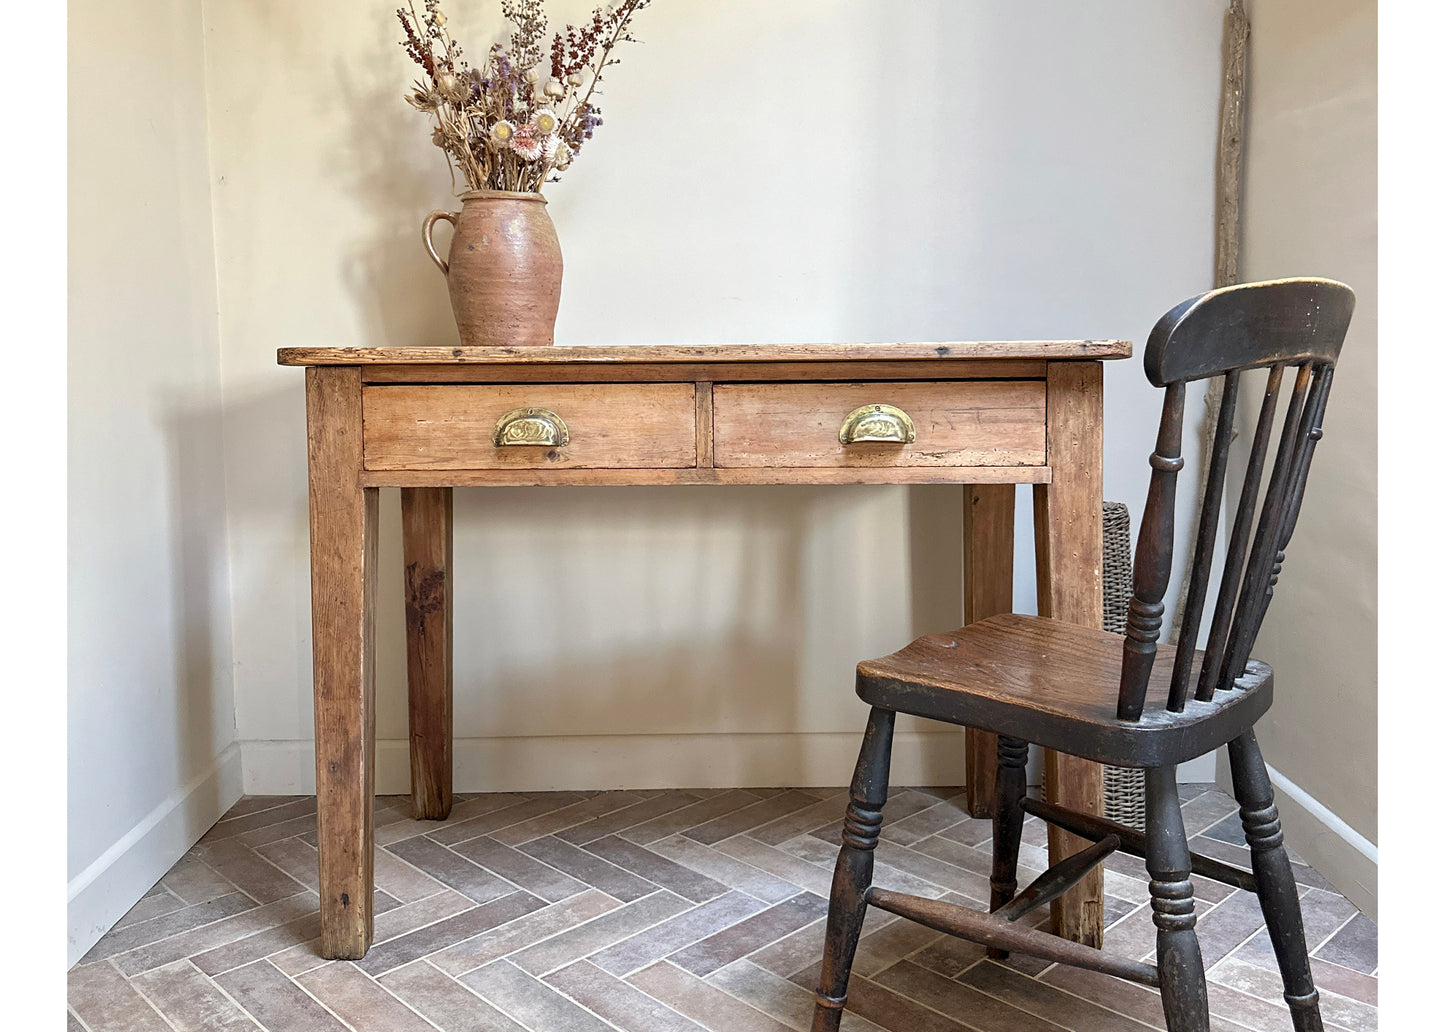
[1101,501,1147,831]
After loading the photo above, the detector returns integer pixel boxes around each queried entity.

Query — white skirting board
[241,733,1222,796]
[67,744,245,968]
[1216,755,1377,920]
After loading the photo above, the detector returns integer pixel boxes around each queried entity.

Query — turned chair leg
[812,707,895,1032]
[1228,731,1324,1032]
[987,735,1028,960]
[1146,765,1209,1032]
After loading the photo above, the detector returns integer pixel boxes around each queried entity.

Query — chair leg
[987,735,1028,960]
[811,707,895,1032]
[1146,765,1209,1032]
[1228,730,1324,1032]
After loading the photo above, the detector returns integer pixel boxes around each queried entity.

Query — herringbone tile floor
[69,786,1377,1031]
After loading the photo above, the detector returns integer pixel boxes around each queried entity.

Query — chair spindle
[1167,369,1240,711]
[1196,363,1286,702]
[1216,363,1315,695]
[1118,381,1186,721]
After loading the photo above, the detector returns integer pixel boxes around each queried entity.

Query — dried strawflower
[510,123,545,161]
[490,119,516,143]
[532,108,559,134]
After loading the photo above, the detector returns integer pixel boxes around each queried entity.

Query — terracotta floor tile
[684,791,822,845]
[706,958,888,1032]
[115,892,320,976]
[463,958,617,1032]
[355,891,545,976]
[129,960,263,1031]
[384,835,515,905]
[872,960,1070,1031]
[212,960,351,1031]
[582,835,731,903]
[191,839,310,904]
[589,890,767,977]
[555,790,704,846]
[427,887,623,976]
[429,792,594,848]
[670,893,829,977]
[296,960,440,1032]
[747,791,851,847]
[957,960,1159,1032]
[509,889,692,976]
[619,789,770,845]
[160,858,245,906]
[83,893,258,963]
[1313,913,1378,974]
[490,789,662,847]
[517,834,661,902]
[546,959,709,1031]
[378,959,529,1032]
[628,960,795,1032]
[648,834,803,903]
[68,960,174,1032]
[1209,956,1376,1032]
[450,834,589,903]
[113,888,191,930]
[70,788,1377,1032]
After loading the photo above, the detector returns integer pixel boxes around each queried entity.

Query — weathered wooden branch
[1170,0,1250,645]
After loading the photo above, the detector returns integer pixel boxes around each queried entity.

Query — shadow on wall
[329,40,457,347]
[215,383,316,740]
[161,390,236,813]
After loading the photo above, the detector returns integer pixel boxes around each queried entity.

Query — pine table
[277,340,1132,958]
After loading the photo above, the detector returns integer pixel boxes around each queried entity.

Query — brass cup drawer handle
[839,404,916,445]
[493,407,570,447]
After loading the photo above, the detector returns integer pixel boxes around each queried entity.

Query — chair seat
[855,614,1274,768]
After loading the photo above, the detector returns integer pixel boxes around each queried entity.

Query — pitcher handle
[423,210,458,275]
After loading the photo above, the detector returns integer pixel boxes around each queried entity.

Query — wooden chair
[810,278,1355,1032]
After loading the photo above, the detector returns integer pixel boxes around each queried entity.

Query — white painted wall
[1232,0,1377,914]
[67,1,241,964]
[201,0,1230,794]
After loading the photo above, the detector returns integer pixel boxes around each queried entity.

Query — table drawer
[363,384,697,469]
[712,381,1047,468]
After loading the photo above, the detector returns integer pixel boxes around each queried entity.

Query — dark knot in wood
[405,566,447,618]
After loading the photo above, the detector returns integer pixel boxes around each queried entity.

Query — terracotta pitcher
[423,190,563,347]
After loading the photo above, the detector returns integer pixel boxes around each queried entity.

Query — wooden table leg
[963,484,1015,819]
[305,366,377,960]
[1035,361,1106,948]
[402,487,453,820]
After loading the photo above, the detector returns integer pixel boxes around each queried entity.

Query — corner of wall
[67,744,243,966]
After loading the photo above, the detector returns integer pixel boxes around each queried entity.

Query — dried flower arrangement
[398,0,654,194]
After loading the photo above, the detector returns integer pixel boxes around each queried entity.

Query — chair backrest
[1116,277,1355,721]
